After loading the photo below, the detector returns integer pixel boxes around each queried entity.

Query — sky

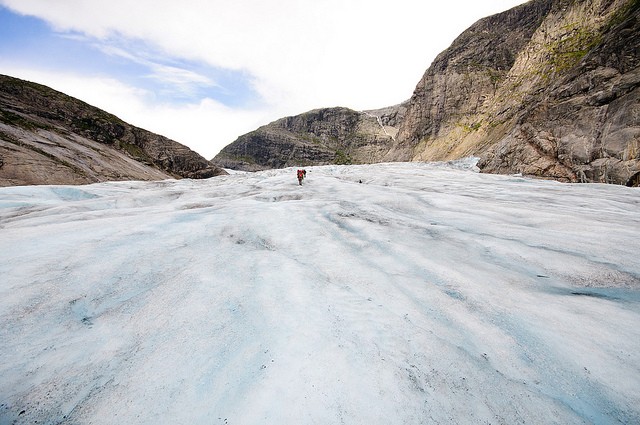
[0,0,528,159]
[1,161,639,423]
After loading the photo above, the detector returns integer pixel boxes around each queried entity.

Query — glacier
[1,161,639,424]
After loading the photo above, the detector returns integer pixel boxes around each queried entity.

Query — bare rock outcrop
[213,105,406,171]
[0,75,226,186]
[389,0,640,185]
[479,0,640,185]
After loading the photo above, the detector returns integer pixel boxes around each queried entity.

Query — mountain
[391,0,640,185]
[213,104,406,171]
[214,0,640,186]
[0,75,226,186]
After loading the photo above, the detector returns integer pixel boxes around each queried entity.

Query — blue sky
[0,0,527,158]
[0,7,256,108]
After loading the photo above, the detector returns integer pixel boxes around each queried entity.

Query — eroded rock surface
[0,75,226,186]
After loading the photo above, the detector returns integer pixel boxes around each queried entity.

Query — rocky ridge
[0,75,226,186]
[215,0,639,185]
[213,104,407,171]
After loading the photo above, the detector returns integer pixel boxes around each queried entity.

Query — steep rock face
[0,75,226,186]
[386,0,554,162]
[213,105,406,171]
[479,0,640,184]
[390,0,640,185]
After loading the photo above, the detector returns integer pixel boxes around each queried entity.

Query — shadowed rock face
[0,75,226,186]
[216,0,639,185]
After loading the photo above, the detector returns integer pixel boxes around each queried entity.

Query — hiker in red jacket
[297,169,306,185]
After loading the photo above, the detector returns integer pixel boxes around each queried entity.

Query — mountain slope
[213,104,406,171]
[0,74,226,186]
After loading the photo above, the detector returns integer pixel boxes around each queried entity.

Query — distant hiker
[297,169,306,185]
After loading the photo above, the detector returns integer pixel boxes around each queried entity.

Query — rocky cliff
[0,75,226,186]
[385,0,554,162]
[216,0,639,185]
[213,105,406,171]
[478,0,640,185]
[388,0,640,185]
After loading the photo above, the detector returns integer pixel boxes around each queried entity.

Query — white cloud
[134,99,275,160]
[0,64,152,113]
[0,0,528,157]
[144,63,217,98]
[93,42,218,97]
